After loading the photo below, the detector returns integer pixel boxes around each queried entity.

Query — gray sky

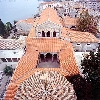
[0,0,40,24]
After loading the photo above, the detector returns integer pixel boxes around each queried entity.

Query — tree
[68,75,92,100]
[76,10,98,34]
[13,20,18,25]
[3,65,14,76]
[5,22,13,36]
[0,19,6,37]
[81,45,100,99]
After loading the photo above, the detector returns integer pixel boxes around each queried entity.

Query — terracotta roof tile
[63,16,78,26]
[16,18,34,25]
[5,37,79,99]
[35,7,62,26]
[62,29,99,43]
[28,26,36,37]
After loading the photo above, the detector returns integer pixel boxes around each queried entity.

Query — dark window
[47,31,50,37]
[46,53,52,61]
[40,54,45,62]
[1,58,7,62]
[12,58,18,62]
[77,43,80,45]
[53,31,56,37]
[42,31,45,37]
[6,58,12,62]
[18,58,20,61]
[87,43,90,45]
[53,54,57,61]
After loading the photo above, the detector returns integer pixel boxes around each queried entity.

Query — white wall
[16,22,33,35]
[0,49,24,58]
[0,49,24,71]
[72,42,99,52]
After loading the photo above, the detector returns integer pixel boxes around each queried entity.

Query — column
[51,31,53,37]
[5,58,8,62]
[44,54,46,62]
[57,54,59,63]
[17,58,18,62]
[52,54,54,62]
[45,31,47,37]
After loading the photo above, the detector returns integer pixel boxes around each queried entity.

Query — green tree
[13,20,18,25]
[5,22,13,36]
[3,65,14,76]
[81,46,100,99]
[68,75,92,100]
[76,10,98,34]
[0,19,6,37]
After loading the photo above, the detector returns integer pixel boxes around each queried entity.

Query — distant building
[15,18,34,35]
[79,0,100,12]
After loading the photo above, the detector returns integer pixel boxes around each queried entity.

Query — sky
[0,0,41,24]
[0,0,79,24]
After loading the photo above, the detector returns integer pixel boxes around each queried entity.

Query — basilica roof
[34,7,62,27]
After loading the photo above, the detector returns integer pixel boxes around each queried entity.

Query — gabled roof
[8,38,79,85]
[35,7,62,27]
[5,36,79,99]
[16,18,34,25]
[69,31,99,43]
[62,29,99,43]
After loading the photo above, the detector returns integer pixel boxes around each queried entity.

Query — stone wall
[36,21,62,37]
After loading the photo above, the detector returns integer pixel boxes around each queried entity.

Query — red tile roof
[5,7,80,100]
[62,29,99,43]
[5,37,79,99]
[16,18,34,25]
[34,7,62,26]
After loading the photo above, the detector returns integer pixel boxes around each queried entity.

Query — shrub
[3,65,13,76]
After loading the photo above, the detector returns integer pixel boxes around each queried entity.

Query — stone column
[44,54,46,62]
[57,54,59,63]
[17,58,18,62]
[5,58,8,62]
[52,54,54,62]
[51,31,53,37]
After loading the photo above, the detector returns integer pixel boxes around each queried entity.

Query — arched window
[42,31,45,37]
[53,54,57,61]
[47,31,50,37]
[40,54,45,62]
[53,31,56,37]
[46,53,52,61]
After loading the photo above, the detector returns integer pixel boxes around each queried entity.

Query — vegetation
[0,19,13,38]
[13,20,18,25]
[68,75,92,100]
[3,65,14,76]
[76,10,98,34]
[68,45,100,100]
[5,22,13,35]
[81,45,100,99]
[0,19,6,37]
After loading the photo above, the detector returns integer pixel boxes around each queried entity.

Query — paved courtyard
[37,61,60,68]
